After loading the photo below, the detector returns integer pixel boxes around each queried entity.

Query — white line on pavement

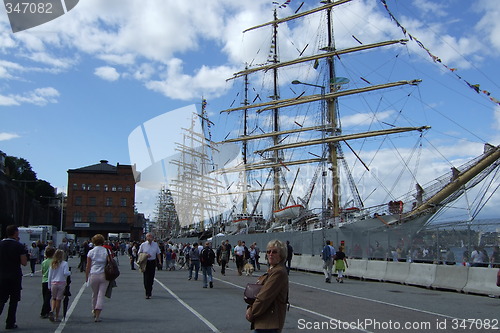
[54,282,86,333]
[155,278,221,333]
[291,281,465,321]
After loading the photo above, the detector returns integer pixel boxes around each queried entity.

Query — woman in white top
[86,234,109,322]
[48,249,71,322]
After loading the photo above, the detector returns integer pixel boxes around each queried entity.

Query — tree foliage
[5,155,56,203]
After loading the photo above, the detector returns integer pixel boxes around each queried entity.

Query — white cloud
[145,58,235,100]
[0,132,20,141]
[413,0,447,17]
[0,94,20,106]
[94,66,120,81]
[341,111,395,128]
[476,0,500,52]
[493,105,500,131]
[0,87,59,106]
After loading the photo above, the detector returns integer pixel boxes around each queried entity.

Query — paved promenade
[7,254,500,332]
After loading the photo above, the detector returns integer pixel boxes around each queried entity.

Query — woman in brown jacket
[246,239,289,332]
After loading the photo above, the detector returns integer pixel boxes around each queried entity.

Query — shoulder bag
[104,249,120,281]
[244,283,262,305]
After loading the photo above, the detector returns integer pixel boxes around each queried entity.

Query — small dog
[243,263,254,276]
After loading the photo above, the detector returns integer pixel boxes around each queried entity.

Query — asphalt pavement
[4,254,500,332]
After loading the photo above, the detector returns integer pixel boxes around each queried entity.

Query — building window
[73,212,82,222]
[104,185,109,191]
[72,183,77,190]
[119,213,127,223]
[88,212,97,222]
[104,213,113,223]
[81,184,86,190]
[75,196,82,206]
[125,186,131,192]
[89,197,96,206]
[120,198,127,207]
[95,184,100,191]
[106,197,113,206]
[87,184,92,191]
[112,185,117,192]
[118,186,123,192]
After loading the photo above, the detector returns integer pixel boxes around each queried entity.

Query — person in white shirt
[234,240,245,276]
[48,249,70,322]
[86,234,109,322]
[138,233,161,299]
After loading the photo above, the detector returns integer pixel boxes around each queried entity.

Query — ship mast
[242,70,249,214]
[325,0,341,219]
[271,8,282,214]
[218,0,427,223]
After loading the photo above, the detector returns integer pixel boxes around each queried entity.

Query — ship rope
[379,0,500,108]
[470,166,500,219]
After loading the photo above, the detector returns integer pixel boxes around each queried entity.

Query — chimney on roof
[100,160,108,164]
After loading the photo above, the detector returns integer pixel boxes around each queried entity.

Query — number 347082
[5,2,53,14]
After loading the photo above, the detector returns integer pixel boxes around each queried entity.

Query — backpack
[201,248,215,266]
[322,245,331,261]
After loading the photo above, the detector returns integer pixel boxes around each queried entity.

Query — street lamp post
[291,80,327,227]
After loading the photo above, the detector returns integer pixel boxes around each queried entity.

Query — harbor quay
[7,254,499,333]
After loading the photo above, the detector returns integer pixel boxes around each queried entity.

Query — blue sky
[1,0,500,222]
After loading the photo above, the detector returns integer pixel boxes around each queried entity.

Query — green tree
[5,156,37,181]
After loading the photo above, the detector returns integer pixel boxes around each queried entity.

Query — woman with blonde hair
[48,249,71,322]
[85,234,109,322]
[245,239,289,332]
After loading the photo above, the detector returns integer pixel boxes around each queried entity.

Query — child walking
[40,247,55,319]
[334,246,349,283]
[48,249,71,322]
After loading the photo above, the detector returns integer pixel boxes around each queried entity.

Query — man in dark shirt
[0,225,28,330]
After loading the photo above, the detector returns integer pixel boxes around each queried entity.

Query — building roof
[68,160,121,174]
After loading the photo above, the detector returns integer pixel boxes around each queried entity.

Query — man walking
[322,240,335,283]
[200,242,215,288]
[138,233,161,299]
[0,225,28,330]
[234,240,245,276]
[188,242,201,280]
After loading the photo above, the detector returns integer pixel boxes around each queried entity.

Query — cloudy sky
[1,0,500,222]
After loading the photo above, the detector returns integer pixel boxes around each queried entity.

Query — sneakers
[48,312,55,322]
[325,278,331,283]
[5,324,18,330]
[30,273,34,277]
[209,281,213,288]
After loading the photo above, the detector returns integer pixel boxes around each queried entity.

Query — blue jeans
[189,260,200,280]
[202,266,213,287]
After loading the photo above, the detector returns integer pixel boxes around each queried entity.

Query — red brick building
[65,160,142,240]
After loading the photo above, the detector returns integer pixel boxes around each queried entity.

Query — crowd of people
[0,227,293,331]
[3,225,500,332]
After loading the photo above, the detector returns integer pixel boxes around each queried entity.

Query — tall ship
[214,0,500,242]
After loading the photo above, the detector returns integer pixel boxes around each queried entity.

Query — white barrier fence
[289,255,500,297]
